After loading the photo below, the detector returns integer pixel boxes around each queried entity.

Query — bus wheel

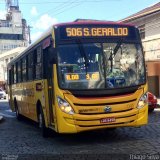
[38,107,48,138]
[14,100,22,121]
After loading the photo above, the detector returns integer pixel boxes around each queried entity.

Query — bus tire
[38,106,49,138]
[14,100,22,121]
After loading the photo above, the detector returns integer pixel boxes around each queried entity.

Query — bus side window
[14,64,17,84]
[11,65,14,84]
[16,62,18,83]
[22,57,27,82]
[35,46,42,79]
[43,46,56,78]
[8,68,12,85]
[28,52,34,80]
[49,47,56,64]
[18,61,22,83]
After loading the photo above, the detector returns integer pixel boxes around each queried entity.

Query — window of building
[0,34,23,40]
[0,44,21,51]
[138,25,145,39]
[0,21,10,27]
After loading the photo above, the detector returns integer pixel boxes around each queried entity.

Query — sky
[0,0,159,42]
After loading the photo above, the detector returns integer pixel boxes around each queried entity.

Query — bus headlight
[57,96,74,115]
[137,93,148,109]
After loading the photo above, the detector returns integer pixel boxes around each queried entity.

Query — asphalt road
[0,98,160,160]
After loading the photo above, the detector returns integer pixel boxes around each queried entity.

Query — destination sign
[65,72,100,82]
[58,25,139,41]
[66,27,128,37]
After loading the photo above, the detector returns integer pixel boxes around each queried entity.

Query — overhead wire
[53,2,83,16]
[36,0,72,17]
[4,0,160,37]
[0,0,120,5]
[49,0,84,16]
[27,0,84,23]
[44,0,81,15]
[26,0,72,23]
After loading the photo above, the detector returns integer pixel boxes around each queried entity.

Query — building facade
[0,0,29,54]
[0,0,29,89]
[0,47,26,89]
[120,2,160,96]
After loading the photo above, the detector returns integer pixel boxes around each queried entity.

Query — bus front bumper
[57,105,148,133]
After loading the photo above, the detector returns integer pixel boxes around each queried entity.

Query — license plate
[100,117,116,123]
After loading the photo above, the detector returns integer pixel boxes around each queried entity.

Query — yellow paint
[8,64,148,134]
[7,25,148,134]
[53,66,148,133]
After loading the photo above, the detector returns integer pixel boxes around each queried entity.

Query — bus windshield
[57,42,145,90]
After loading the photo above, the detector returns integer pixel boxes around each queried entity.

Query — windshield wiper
[109,40,123,61]
[76,40,89,74]
[108,40,123,72]
[113,40,123,56]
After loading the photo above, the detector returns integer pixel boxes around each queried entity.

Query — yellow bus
[7,21,148,137]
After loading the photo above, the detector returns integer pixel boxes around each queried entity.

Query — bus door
[47,63,54,125]
[44,46,55,126]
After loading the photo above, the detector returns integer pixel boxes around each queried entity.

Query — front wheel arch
[36,100,48,137]
[14,98,22,120]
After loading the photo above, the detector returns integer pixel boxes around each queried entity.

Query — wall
[146,61,160,96]
[0,47,26,82]
[121,11,160,96]
[0,7,28,54]
[121,11,160,61]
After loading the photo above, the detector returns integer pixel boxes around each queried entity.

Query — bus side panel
[12,83,27,117]
[53,65,77,133]
[23,81,37,122]
[10,80,51,127]
[18,80,48,123]
[34,80,50,126]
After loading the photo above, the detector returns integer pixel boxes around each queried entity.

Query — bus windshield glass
[57,42,145,90]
